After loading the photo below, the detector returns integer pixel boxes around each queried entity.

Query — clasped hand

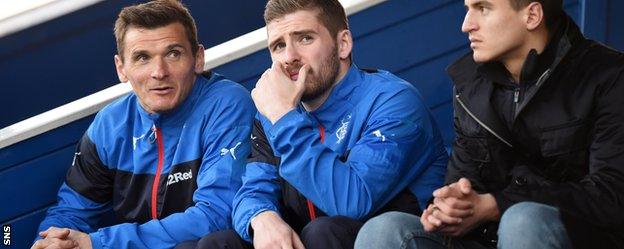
[31,227,92,249]
[421,178,500,237]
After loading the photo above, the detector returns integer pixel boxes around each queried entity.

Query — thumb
[459,178,472,195]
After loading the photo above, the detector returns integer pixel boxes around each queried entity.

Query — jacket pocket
[539,119,588,157]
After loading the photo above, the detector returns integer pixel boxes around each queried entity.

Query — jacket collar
[477,15,568,86]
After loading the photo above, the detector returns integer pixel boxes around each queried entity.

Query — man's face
[267,10,341,102]
[462,0,528,63]
[114,22,204,114]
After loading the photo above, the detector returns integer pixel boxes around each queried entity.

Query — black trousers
[175,216,363,249]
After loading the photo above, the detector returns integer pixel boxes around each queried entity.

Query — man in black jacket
[355,0,624,248]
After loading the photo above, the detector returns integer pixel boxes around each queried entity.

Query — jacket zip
[513,87,520,122]
[514,69,551,118]
[455,94,514,148]
[306,124,326,221]
[151,127,165,219]
[535,69,551,87]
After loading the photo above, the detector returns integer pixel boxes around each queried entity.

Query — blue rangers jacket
[233,65,449,241]
[36,72,255,249]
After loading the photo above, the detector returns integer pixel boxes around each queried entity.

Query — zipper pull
[148,125,157,143]
[514,89,520,103]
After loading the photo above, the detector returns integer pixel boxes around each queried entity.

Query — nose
[283,42,301,66]
[150,57,168,80]
[461,11,477,33]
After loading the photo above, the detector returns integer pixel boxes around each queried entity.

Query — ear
[114,54,129,83]
[336,29,353,60]
[194,44,205,74]
[525,2,544,31]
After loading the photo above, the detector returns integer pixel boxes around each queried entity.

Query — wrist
[267,106,295,124]
[480,194,500,221]
[79,232,93,249]
[250,210,279,231]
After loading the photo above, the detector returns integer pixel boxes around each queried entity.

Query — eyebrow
[291,29,316,37]
[130,44,185,57]
[466,0,492,8]
[166,44,185,51]
[268,37,283,50]
[268,29,317,49]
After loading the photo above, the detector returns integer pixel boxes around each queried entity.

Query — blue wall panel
[606,0,624,51]
[1,145,75,221]
[0,116,92,171]
[3,0,623,247]
[582,0,624,51]
[215,49,272,89]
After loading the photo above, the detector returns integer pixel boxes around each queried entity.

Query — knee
[355,212,426,249]
[498,202,570,248]
[300,216,353,238]
[500,202,559,230]
[195,230,243,249]
[499,202,562,238]
[300,216,363,248]
[174,240,198,249]
[359,211,423,238]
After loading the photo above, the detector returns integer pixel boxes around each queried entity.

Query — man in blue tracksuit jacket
[32,1,254,249]
[199,1,448,249]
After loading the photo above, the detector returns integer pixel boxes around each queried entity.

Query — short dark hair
[114,0,199,60]
[264,0,349,38]
[509,0,563,31]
